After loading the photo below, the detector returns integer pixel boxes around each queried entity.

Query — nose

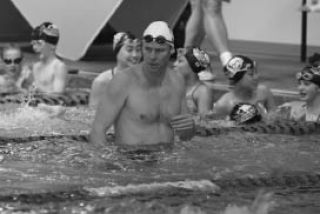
[298,84,304,91]
[148,50,157,60]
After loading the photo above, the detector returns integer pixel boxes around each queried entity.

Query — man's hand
[170,114,195,141]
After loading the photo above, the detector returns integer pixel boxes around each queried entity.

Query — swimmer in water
[209,55,276,121]
[277,65,320,122]
[29,22,68,94]
[173,47,213,118]
[90,21,195,147]
[89,32,142,108]
[0,44,33,94]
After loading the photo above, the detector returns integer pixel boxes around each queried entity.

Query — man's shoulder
[94,69,114,82]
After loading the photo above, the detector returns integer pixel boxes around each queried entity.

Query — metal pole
[301,0,308,62]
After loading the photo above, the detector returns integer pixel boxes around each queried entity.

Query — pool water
[0,103,320,213]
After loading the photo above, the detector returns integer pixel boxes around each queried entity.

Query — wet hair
[31,22,60,45]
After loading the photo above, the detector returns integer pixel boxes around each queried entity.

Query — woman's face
[117,40,142,67]
[298,80,319,101]
[2,48,23,77]
[173,55,192,77]
[238,69,259,89]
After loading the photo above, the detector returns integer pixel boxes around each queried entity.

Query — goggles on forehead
[296,71,314,81]
[143,35,173,45]
[297,66,320,86]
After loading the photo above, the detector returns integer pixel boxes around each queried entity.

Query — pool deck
[4,40,317,99]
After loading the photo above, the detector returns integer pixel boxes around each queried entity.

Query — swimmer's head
[230,103,262,124]
[113,32,140,54]
[1,44,23,76]
[224,55,256,84]
[142,21,174,48]
[113,32,142,66]
[296,65,320,87]
[184,47,211,74]
[31,22,59,45]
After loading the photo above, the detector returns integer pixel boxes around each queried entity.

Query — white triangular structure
[11,0,188,60]
[11,0,123,60]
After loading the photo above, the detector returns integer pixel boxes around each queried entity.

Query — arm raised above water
[90,70,131,147]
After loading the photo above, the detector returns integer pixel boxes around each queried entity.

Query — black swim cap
[224,55,256,84]
[183,47,211,74]
[31,22,59,45]
[230,103,262,124]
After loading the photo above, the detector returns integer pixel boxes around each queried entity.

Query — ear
[170,47,175,55]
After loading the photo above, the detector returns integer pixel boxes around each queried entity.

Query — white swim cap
[143,21,174,46]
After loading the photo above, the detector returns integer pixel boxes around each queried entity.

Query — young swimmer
[277,65,320,122]
[29,22,68,94]
[90,21,194,147]
[210,55,275,122]
[0,44,32,93]
[173,47,213,117]
[89,32,142,108]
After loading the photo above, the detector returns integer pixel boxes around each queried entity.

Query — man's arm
[196,85,214,117]
[53,62,68,93]
[170,72,195,141]
[89,71,129,147]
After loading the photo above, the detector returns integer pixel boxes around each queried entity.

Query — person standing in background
[184,0,233,67]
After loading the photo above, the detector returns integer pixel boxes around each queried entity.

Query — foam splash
[85,180,220,197]
[0,104,93,136]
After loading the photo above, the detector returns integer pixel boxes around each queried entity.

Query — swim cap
[230,103,262,124]
[184,47,211,74]
[296,65,320,87]
[142,21,174,47]
[31,22,59,45]
[224,55,256,83]
[113,32,139,55]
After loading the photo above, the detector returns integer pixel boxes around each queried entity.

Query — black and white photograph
[0,0,320,213]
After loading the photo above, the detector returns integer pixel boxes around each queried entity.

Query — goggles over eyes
[143,35,173,45]
[3,58,22,65]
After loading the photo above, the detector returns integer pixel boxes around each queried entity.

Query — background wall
[223,0,320,47]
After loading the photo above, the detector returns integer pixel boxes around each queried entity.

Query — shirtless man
[90,21,195,147]
[185,0,233,66]
[89,32,142,108]
[30,22,67,94]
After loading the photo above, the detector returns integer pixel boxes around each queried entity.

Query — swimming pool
[0,83,320,213]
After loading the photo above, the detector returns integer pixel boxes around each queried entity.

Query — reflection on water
[0,105,320,213]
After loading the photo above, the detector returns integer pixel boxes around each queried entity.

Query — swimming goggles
[3,58,22,65]
[297,66,320,86]
[143,35,173,45]
[296,71,314,81]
